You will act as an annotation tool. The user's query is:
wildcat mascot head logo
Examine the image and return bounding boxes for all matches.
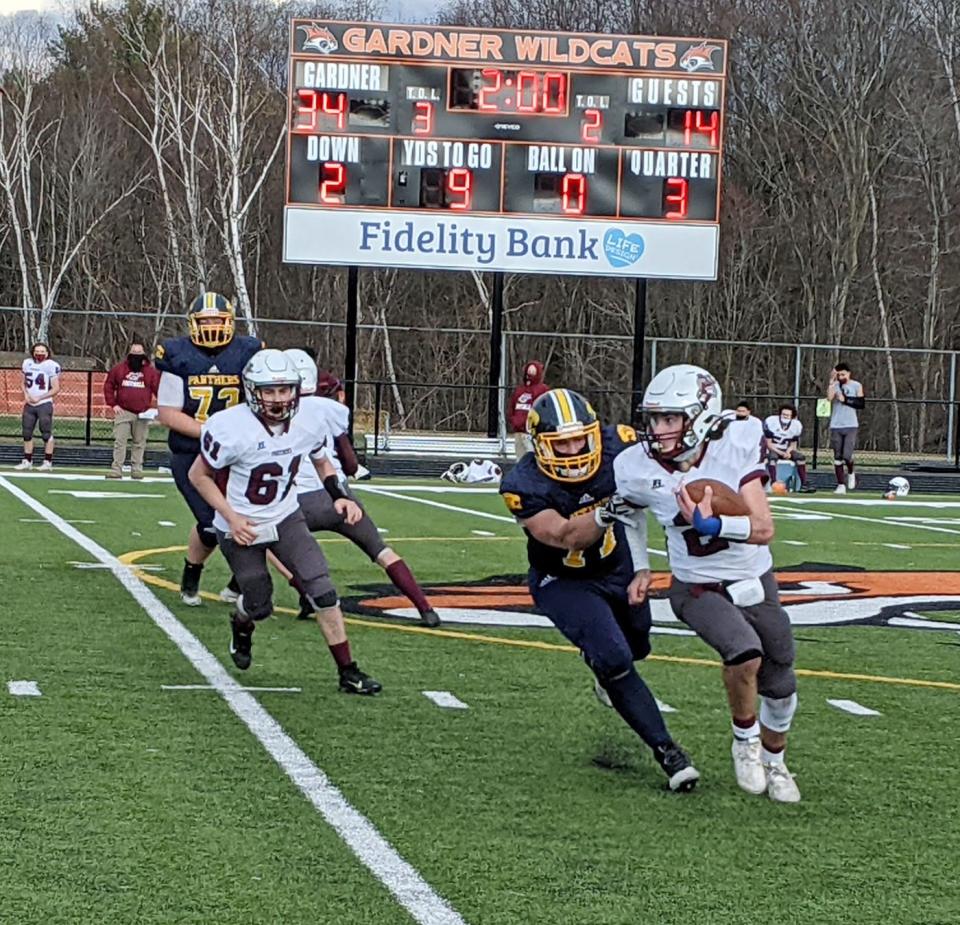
[299,24,338,54]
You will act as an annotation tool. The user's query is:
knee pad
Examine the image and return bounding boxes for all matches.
[586,646,634,686]
[198,524,219,549]
[236,593,272,623]
[723,648,763,667]
[833,458,844,468]
[760,692,798,733]
[305,588,339,611]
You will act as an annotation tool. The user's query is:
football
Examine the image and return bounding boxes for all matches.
[771,481,789,496]
[683,478,751,516]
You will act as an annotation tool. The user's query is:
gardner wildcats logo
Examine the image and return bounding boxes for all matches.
[345,568,960,633]
[299,24,338,54]
[679,42,722,72]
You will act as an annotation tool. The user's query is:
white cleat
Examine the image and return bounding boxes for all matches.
[38,460,53,471]
[219,586,240,604]
[834,484,847,494]
[765,762,801,803]
[732,737,767,795]
[13,459,32,470]
[846,472,856,491]
[180,590,202,607]
[593,677,613,709]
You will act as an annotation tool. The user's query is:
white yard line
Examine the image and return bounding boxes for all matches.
[422,691,469,710]
[8,680,42,697]
[357,485,669,558]
[775,498,960,508]
[162,684,302,693]
[779,507,960,538]
[827,699,881,717]
[0,475,468,925]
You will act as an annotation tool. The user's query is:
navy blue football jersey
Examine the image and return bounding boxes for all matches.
[500,424,639,579]
[155,334,262,455]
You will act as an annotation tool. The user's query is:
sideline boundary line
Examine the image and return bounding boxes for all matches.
[1,477,468,925]
[118,546,960,694]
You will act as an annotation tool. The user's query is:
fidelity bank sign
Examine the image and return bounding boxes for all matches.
[284,208,719,280]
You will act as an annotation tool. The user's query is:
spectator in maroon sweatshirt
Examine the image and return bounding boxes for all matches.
[103,342,160,479]
[507,360,549,458]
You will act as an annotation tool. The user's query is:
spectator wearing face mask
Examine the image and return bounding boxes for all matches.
[507,360,549,459]
[103,342,160,479]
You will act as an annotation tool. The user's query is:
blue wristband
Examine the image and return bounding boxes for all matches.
[692,507,722,537]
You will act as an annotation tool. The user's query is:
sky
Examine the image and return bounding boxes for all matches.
[0,0,444,19]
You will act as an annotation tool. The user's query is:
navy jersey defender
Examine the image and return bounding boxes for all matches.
[156,292,262,605]
[499,388,698,792]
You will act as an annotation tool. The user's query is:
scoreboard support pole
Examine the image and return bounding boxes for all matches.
[486,271,505,439]
[630,277,649,427]
[345,265,359,441]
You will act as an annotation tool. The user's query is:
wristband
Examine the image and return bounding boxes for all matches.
[691,506,722,537]
[323,475,347,502]
[718,515,751,542]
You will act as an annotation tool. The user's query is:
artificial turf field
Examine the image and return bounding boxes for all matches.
[1,469,958,925]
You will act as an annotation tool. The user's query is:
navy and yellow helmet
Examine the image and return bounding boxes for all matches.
[188,291,235,349]
[527,388,602,483]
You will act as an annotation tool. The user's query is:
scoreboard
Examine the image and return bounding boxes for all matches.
[283,22,727,279]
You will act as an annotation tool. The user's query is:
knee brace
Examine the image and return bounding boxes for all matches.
[198,524,219,549]
[723,648,763,667]
[304,588,339,611]
[760,692,798,733]
[236,593,272,623]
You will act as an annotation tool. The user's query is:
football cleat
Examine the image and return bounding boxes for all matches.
[13,459,32,470]
[180,561,203,607]
[219,575,241,604]
[656,743,700,793]
[229,614,254,670]
[296,594,314,621]
[799,484,816,494]
[419,608,441,628]
[338,662,382,695]
[732,737,767,794]
[764,761,801,803]
[834,484,847,494]
[846,472,857,490]
[38,460,53,471]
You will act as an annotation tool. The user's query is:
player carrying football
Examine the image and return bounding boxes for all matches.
[499,388,699,793]
[605,365,801,803]
[156,293,261,605]
[188,349,381,694]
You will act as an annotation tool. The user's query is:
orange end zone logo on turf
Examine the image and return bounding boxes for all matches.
[344,571,960,633]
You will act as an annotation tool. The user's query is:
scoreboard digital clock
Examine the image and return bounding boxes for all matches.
[283,22,727,279]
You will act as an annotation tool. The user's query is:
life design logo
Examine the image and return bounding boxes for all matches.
[345,568,960,633]
[299,24,338,54]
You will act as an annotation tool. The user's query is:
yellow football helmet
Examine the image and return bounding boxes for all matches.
[188,291,235,349]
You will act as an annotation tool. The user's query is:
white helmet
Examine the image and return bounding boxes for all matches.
[887,476,910,498]
[243,349,301,422]
[640,364,723,464]
[284,348,318,395]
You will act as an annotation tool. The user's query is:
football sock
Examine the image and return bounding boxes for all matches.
[328,640,353,669]
[23,452,33,462]
[766,464,777,483]
[797,463,809,483]
[732,716,760,740]
[604,667,672,750]
[44,452,53,462]
[846,460,855,474]
[761,744,785,765]
[183,559,204,581]
[834,463,845,484]
[385,560,431,614]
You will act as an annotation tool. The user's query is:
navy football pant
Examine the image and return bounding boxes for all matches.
[531,571,671,750]
[170,451,218,549]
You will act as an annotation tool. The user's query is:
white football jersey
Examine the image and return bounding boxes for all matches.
[294,396,350,493]
[614,424,773,583]
[22,358,61,404]
[199,400,336,531]
[763,415,802,451]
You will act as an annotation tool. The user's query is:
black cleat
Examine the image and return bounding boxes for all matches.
[296,594,314,621]
[338,662,382,695]
[180,560,203,606]
[229,614,254,670]
[799,484,817,494]
[655,743,700,793]
[419,608,441,628]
